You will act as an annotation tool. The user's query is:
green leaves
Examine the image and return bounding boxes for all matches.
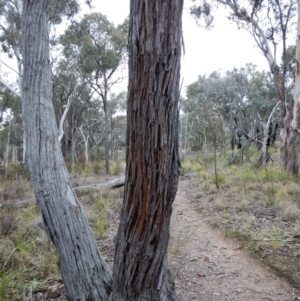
[60,12,127,78]
[181,65,279,151]
[190,0,214,29]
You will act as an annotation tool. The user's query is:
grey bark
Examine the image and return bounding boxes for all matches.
[103,78,110,174]
[112,0,183,300]
[75,177,125,191]
[21,1,112,300]
[58,82,80,143]
[260,102,280,166]
[2,177,125,208]
[78,125,89,163]
[287,0,300,174]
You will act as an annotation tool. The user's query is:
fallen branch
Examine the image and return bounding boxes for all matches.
[74,177,125,191]
[1,177,125,208]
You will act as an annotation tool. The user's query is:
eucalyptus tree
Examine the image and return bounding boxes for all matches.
[22,1,112,299]
[0,86,23,162]
[23,0,183,299]
[0,0,83,163]
[182,65,279,165]
[110,114,127,159]
[112,0,183,298]
[60,13,128,174]
[0,0,80,94]
[0,0,23,93]
[287,0,300,173]
[191,0,298,172]
[52,57,96,159]
[107,91,126,158]
[182,71,240,152]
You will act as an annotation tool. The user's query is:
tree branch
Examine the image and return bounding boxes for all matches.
[58,81,81,142]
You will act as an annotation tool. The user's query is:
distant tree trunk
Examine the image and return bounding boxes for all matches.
[259,102,279,166]
[112,0,183,300]
[110,117,116,160]
[4,120,11,180]
[230,114,235,151]
[102,77,110,174]
[78,125,89,164]
[287,0,300,174]
[184,114,188,151]
[260,123,269,166]
[213,141,219,189]
[21,1,112,300]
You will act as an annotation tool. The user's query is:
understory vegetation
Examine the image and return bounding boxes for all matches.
[1,143,300,299]
[181,143,300,287]
[0,161,124,300]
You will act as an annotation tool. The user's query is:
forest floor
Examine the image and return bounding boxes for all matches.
[170,177,300,301]
[38,176,300,300]
[2,172,300,300]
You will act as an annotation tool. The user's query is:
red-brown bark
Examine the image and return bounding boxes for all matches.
[112,0,183,300]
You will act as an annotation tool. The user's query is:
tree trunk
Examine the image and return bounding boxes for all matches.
[103,78,110,174]
[112,0,183,300]
[104,107,110,174]
[4,119,11,180]
[214,142,219,189]
[21,1,112,300]
[261,124,269,166]
[259,102,280,166]
[286,0,300,174]
[79,126,89,164]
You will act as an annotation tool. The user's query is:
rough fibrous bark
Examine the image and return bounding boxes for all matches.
[21,1,112,300]
[112,0,183,300]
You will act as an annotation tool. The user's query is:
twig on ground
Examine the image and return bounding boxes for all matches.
[246,287,262,294]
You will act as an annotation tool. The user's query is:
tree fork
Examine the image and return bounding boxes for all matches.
[112,0,183,300]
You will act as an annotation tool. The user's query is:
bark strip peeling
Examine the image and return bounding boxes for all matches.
[112,0,183,300]
[21,1,112,300]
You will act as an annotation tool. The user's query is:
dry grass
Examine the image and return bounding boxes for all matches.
[183,146,300,285]
[279,201,299,221]
[213,197,227,211]
[0,160,125,300]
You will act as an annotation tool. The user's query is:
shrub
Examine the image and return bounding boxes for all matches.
[211,173,226,185]
[280,202,299,221]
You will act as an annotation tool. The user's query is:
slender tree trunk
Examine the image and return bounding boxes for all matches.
[79,126,89,164]
[184,114,188,151]
[261,124,269,166]
[103,79,110,174]
[104,107,110,173]
[214,141,219,189]
[21,1,112,300]
[71,109,75,176]
[15,47,26,164]
[110,117,114,159]
[286,0,300,174]
[260,102,280,166]
[4,120,11,180]
[112,0,183,300]
[12,146,17,163]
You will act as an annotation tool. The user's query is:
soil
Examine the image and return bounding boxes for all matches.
[170,177,300,300]
[26,175,300,300]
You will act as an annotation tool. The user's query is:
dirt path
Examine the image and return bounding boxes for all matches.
[170,178,300,301]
